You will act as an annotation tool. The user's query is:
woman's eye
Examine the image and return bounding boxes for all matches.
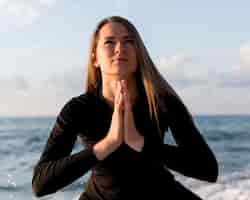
[124,39,134,45]
[126,39,134,43]
[104,40,113,45]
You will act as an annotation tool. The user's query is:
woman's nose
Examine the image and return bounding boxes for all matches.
[114,42,125,54]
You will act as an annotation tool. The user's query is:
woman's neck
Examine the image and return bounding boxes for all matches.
[101,76,138,108]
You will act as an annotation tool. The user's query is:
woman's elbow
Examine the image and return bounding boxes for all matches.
[32,186,43,197]
[32,180,45,197]
[209,163,219,182]
[191,154,219,183]
[205,170,218,183]
[32,170,51,197]
[203,157,219,183]
[32,179,55,197]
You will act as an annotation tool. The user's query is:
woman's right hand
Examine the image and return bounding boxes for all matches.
[93,81,124,160]
[105,81,124,147]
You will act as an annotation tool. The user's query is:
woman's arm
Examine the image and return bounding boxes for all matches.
[32,97,99,197]
[161,95,218,183]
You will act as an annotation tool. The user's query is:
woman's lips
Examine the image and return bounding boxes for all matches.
[112,58,128,62]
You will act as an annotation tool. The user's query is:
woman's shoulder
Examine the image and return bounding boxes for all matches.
[67,92,97,106]
[59,92,98,116]
[160,91,190,116]
[160,91,178,110]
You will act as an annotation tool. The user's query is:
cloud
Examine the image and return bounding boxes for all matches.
[0,76,30,91]
[0,67,85,116]
[39,0,57,8]
[0,0,57,30]
[157,55,208,88]
[158,55,192,69]
[0,0,7,7]
[240,42,250,69]
[44,67,85,96]
[0,67,84,95]
[179,86,250,115]
[155,47,250,114]
[158,42,250,90]
[217,70,250,88]
[216,42,250,88]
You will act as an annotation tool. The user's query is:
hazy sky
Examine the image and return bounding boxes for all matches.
[1,0,250,116]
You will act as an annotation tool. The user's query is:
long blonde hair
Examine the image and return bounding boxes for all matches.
[85,16,185,136]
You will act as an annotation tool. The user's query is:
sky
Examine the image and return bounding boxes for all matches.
[0,0,250,116]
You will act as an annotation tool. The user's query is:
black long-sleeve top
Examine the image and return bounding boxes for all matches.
[32,89,218,200]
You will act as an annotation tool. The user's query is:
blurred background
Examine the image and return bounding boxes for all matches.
[0,0,250,199]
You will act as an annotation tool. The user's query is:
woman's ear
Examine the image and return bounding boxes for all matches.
[92,53,99,68]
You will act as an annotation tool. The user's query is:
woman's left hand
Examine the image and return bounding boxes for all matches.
[121,80,144,152]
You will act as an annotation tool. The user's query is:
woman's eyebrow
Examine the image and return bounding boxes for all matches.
[123,35,134,40]
[103,36,115,40]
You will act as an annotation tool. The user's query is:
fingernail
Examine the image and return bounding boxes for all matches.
[118,81,121,90]
[121,79,125,85]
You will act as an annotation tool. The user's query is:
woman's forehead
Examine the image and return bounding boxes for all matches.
[98,22,132,39]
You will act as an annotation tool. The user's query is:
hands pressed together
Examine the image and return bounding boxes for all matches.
[93,80,145,161]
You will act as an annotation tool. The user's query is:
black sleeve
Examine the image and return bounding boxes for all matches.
[161,95,218,183]
[32,97,99,197]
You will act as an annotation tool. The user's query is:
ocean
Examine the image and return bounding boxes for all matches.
[0,115,250,200]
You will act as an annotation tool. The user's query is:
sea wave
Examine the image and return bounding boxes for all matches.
[175,167,250,200]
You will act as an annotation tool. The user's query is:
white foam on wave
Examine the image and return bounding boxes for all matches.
[173,168,250,200]
[71,194,81,200]
[196,178,250,200]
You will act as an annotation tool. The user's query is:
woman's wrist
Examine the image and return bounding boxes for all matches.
[93,134,121,161]
[93,138,113,161]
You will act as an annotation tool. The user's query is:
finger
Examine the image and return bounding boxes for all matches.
[119,80,126,99]
[123,82,131,109]
[118,81,127,114]
[116,82,125,113]
[120,79,126,94]
[114,81,121,105]
[118,91,123,108]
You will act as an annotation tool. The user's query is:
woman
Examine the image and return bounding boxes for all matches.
[32,16,218,200]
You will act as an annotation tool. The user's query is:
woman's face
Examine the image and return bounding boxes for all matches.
[94,22,138,79]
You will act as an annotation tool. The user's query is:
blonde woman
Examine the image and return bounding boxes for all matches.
[32,16,218,200]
